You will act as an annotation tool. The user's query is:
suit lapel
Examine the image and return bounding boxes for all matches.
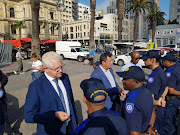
[98,67,112,88]
[42,75,65,111]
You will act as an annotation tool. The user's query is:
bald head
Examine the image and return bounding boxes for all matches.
[131,51,140,64]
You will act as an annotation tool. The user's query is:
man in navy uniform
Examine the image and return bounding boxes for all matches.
[116,66,154,135]
[141,50,168,134]
[72,78,128,135]
[162,52,180,135]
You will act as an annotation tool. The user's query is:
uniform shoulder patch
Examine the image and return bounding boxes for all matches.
[166,72,171,78]
[148,77,154,84]
[126,103,134,114]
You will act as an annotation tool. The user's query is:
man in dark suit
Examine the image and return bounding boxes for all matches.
[91,52,124,111]
[0,70,21,135]
[24,52,78,135]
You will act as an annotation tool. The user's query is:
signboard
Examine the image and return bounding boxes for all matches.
[100,23,107,28]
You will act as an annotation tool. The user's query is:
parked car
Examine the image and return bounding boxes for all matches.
[113,48,167,66]
[162,44,180,51]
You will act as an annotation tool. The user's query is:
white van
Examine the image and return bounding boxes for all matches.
[56,41,89,62]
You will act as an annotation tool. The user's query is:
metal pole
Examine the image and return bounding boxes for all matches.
[60,11,62,41]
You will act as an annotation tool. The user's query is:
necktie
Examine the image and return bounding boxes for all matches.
[53,78,67,113]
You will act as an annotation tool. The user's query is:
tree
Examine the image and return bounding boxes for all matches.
[12,21,26,39]
[127,0,151,42]
[168,19,179,25]
[89,0,96,49]
[30,0,41,59]
[117,0,124,42]
[146,7,166,42]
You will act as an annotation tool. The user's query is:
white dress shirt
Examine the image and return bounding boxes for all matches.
[100,65,116,87]
[44,72,70,115]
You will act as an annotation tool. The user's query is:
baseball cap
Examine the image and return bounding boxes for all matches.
[80,78,107,103]
[141,50,161,61]
[116,66,145,82]
[161,51,179,62]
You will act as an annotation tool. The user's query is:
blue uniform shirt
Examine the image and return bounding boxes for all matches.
[122,86,154,133]
[72,107,128,135]
[166,63,180,91]
[147,66,168,100]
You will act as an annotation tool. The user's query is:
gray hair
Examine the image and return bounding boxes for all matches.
[42,51,61,68]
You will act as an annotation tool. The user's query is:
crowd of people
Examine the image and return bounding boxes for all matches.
[0,48,180,135]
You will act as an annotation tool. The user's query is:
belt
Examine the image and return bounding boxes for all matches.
[166,95,180,101]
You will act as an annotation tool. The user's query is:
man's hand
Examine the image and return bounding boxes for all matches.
[55,111,70,122]
[0,82,2,88]
[30,67,36,70]
[121,91,127,99]
[156,97,166,107]
[146,125,159,135]
[168,88,175,95]
[118,87,123,94]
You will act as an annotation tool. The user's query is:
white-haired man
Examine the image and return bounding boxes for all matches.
[24,52,78,135]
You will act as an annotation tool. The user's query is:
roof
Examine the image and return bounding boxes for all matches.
[156,24,180,30]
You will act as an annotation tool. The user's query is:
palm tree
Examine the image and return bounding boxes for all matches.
[127,0,151,42]
[12,21,26,39]
[30,0,41,59]
[117,0,124,42]
[146,7,166,42]
[89,0,96,49]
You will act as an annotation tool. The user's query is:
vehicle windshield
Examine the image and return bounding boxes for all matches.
[75,48,84,52]
[164,45,176,48]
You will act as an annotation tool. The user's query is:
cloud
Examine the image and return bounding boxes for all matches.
[96,0,109,13]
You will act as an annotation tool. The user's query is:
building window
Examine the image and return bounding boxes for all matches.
[170,31,173,34]
[84,32,86,36]
[178,2,180,5]
[71,34,73,39]
[157,31,160,35]
[11,25,16,34]
[177,15,180,19]
[51,26,54,36]
[70,27,73,32]
[163,31,166,34]
[10,8,15,17]
[84,25,86,29]
[50,12,54,19]
[178,8,180,12]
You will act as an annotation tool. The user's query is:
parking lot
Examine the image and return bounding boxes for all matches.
[0,58,151,134]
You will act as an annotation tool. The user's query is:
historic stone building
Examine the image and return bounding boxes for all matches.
[0,0,75,42]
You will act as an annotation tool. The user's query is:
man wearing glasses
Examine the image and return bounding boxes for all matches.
[24,52,78,135]
[120,51,142,94]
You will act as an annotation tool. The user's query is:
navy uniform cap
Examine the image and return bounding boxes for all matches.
[116,66,145,82]
[141,50,161,61]
[80,78,107,103]
[161,51,178,62]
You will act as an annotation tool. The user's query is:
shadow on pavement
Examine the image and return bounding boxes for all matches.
[6,93,24,132]
[75,100,83,124]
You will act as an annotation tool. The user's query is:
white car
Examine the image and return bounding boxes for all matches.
[162,44,180,51]
[113,48,168,66]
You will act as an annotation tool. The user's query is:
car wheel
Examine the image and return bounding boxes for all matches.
[117,59,124,66]
[77,56,83,62]
[60,54,64,60]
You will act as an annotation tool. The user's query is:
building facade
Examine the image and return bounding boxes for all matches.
[148,24,180,46]
[62,13,134,45]
[0,0,75,42]
[77,3,90,20]
[169,0,180,24]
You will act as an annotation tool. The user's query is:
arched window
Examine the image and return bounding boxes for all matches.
[10,8,15,17]
[11,25,16,34]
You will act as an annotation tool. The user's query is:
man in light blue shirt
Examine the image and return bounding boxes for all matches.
[120,51,142,93]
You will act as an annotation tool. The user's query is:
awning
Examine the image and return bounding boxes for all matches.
[40,39,58,43]
[4,39,22,47]
[20,38,32,42]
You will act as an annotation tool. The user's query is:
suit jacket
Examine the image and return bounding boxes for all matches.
[24,73,78,135]
[0,70,8,102]
[91,67,119,109]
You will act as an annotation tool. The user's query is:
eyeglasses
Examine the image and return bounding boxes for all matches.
[47,64,65,72]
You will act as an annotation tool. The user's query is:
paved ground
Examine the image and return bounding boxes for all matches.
[0,58,151,135]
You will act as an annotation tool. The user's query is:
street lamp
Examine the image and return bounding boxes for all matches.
[56,0,66,41]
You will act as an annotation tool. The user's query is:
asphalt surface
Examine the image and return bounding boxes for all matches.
[0,58,151,135]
